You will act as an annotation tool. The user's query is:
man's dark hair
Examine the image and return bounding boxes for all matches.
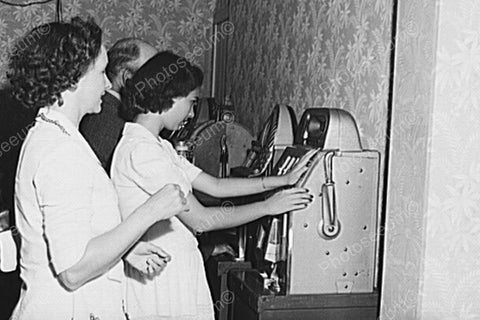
[8,16,102,109]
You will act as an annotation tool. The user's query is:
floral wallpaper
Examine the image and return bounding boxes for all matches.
[420,0,480,318]
[0,0,215,89]
[226,0,393,157]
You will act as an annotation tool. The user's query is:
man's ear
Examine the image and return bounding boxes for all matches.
[121,69,134,86]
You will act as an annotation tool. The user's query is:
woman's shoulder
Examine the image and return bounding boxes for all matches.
[113,136,169,169]
[20,132,94,183]
[117,135,163,156]
[24,127,77,158]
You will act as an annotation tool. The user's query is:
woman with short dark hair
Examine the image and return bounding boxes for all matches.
[111,51,315,320]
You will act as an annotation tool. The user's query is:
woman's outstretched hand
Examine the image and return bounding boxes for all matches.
[283,149,318,185]
[265,187,313,215]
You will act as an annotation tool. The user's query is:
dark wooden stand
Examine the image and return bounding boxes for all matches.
[227,270,379,320]
[211,260,252,320]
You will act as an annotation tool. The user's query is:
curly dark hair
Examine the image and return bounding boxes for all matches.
[122,51,203,121]
[8,16,102,109]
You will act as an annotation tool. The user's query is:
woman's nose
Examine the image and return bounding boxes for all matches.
[188,106,195,119]
[104,73,112,90]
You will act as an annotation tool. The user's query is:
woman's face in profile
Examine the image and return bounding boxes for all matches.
[75,46,112,115]
[161,88,199,131]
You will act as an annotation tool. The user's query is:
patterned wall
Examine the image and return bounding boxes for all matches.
[227,0,393,157]
[380,0,439,318]
[382,0,480,318]
[420,0,480,318]
[0,0,215,90]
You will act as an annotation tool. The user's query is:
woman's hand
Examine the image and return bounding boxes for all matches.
[264,187,313,215]
[124,241,171,276]
[283,149,318,185]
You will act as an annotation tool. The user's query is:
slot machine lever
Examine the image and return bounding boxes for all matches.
[318,151,341,239]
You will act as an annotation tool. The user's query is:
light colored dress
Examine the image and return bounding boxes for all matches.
[13,107,125,320]
[111,122,214,320]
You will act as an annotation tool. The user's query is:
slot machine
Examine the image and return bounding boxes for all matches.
[230,104,297,263]
[227,108,381,320]
[190,118,252,178]
[198,104,297,320]
[231,104,297,178]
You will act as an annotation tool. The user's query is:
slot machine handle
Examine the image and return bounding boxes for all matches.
[319,182,341,239]
[318,151,341,239]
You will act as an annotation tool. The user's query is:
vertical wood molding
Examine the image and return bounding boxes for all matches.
[381,1,440,319]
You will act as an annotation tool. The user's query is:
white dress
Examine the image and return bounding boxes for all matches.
[13,108,125,320]
[111,123,214,320]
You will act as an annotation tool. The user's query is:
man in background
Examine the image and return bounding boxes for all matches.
[80,38,157,171]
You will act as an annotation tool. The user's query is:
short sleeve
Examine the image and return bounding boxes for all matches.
[34,141,95,274]
[176,154,202,183]
[129,142,193,196]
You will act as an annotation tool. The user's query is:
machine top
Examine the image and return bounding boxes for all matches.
[294,108,362,151]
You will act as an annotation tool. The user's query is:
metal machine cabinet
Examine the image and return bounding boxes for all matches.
[288,150,380,294]
[224,108,381,319]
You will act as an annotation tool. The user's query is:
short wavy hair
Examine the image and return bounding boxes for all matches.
[122,51,203,121]
[106,38,147,83]
[8,16,102,109]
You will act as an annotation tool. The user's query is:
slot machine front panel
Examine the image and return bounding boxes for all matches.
[287,150,380,295]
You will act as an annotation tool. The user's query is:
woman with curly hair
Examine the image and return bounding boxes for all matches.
[9,17,189,319]
[110,51,314,320]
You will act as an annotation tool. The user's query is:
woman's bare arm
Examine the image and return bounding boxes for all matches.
[177,188,312,234]
[58,184,187,291]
